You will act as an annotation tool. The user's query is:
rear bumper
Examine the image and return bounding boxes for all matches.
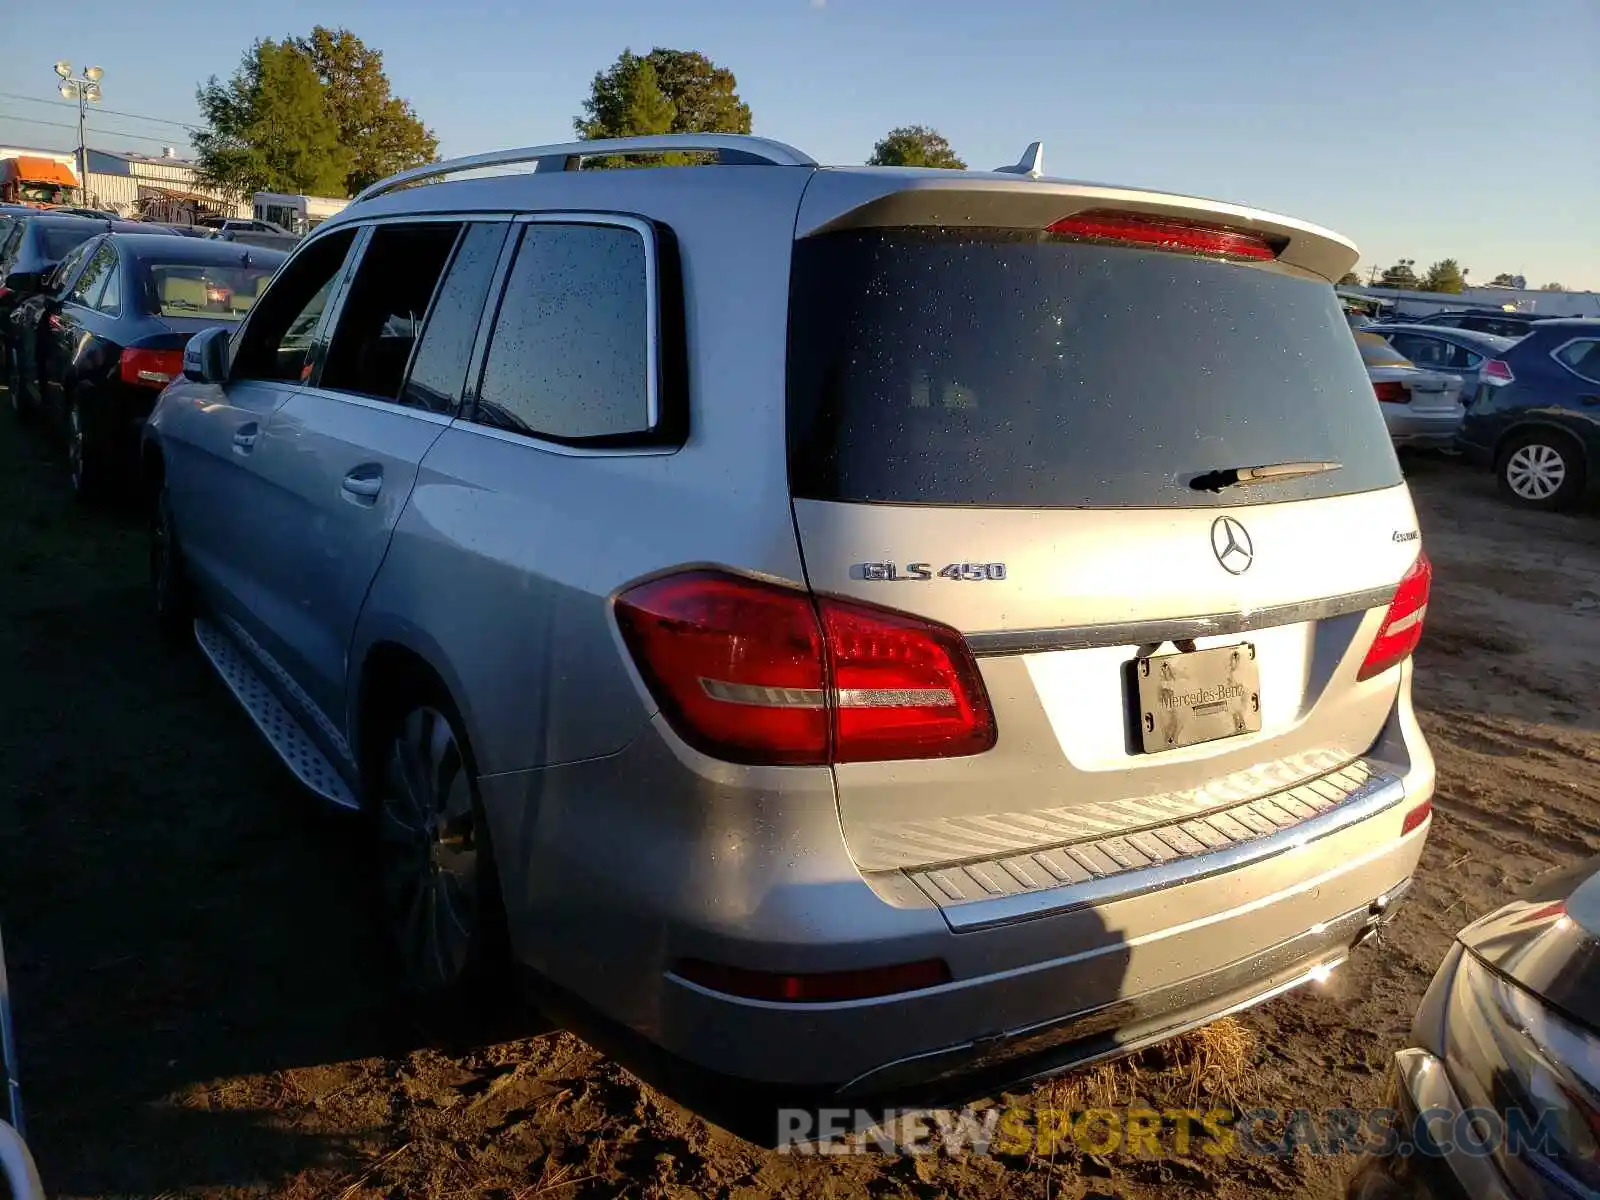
[1386,409,1463,449]
[480,662,1434,1093]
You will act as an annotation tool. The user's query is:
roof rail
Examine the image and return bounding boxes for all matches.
[351,134,818,206]
[993,141,1045,179]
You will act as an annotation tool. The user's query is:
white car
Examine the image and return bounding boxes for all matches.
[1356,332,1464,450]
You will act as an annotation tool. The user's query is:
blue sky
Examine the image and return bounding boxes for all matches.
[4,0,1596,288]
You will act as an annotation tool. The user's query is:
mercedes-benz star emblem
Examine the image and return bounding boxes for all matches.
[1211,516,1254,575]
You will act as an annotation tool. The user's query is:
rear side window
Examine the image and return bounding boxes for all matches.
[320,222,463,401]
[1554,339,1600,385]
[473,222,652,443]
[402,223,507,414]
[789,230,1402,508]
[69,243,116,306]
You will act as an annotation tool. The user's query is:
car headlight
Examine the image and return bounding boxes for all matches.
[1443,951,1600,1196]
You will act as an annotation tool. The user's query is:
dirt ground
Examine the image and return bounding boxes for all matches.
[1,396,1597,1200]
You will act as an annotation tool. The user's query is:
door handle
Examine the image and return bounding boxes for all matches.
[341,472,383,499]
[232,424,258,453]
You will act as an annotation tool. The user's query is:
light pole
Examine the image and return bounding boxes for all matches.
[52,61,102,205]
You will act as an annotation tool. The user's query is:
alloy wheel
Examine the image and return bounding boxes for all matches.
[1505,443,1566,501]
[377,706,479,991]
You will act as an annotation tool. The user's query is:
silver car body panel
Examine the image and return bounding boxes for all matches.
[145,137,1434,1092]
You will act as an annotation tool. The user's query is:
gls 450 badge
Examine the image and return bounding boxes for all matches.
[853,562,1007,582]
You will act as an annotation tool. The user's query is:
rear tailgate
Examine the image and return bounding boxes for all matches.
[787,174,1422,876]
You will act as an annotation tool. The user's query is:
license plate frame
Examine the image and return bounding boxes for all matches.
[1133,643,1262,753]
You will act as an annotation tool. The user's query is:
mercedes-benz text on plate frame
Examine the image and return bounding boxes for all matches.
[1211,516,1254,574]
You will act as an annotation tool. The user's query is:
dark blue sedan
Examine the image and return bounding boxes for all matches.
[1457,317,1600,510]
[8,232,285,499]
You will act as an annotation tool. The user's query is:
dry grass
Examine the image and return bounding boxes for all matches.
[1037,1016,1257,1113]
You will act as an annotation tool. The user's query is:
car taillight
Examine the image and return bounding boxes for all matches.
[614,571,997,765]
[1046,209,1279,261]
[1357,551,1432,681]
[1480,359,1515,386]
[675,956,951,1003]
[1372,381,1409,403]
[119,347,184,389]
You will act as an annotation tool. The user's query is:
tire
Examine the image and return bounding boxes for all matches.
[150,480,193,640]
[4,346,28,421]
[66,393,108,502]
[370,691,508,1008]
[1497,430,1586,511]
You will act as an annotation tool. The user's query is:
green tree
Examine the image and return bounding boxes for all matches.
[194,39,350,198]
[576,47,750,144]
[1379,258,1419,289]
[867,125,967,168]
[1420,259,1467,294]
[1541,281,1567,291]
[1337,271,1362,286]
[296,27,438,195]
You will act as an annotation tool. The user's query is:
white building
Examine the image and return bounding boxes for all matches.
[1339,282,1600,320]
[84,147,248,221]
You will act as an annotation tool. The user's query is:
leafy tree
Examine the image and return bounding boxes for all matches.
[1337,271,1362,286]
[1379,258,1419,289]
[1420,259,1467,294]
[194,39,350,198]
[576,47,750,143]
[867,125,967,169]
[1489,272,1526,288]
[296,27,438,195]
[1541,281,1567,291]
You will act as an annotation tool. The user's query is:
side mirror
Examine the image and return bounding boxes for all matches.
[182,326,230,384]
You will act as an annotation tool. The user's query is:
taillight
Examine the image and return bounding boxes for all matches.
[614,571,997,765]
[1357,551,1432,681]
[1480,359,1515,386]
[1372,381,1409,403]
[1046,209,1279,261]
[119,347,184,389]
[1401,798,1432,836]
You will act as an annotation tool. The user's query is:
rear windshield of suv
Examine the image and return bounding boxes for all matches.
[788,229,1402,508]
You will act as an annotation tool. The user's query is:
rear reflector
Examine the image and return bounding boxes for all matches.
[1401,799,1432,836]
[675,957,952,1003]
[1480,359,1515,386]
[1357,551,1432,681]
[1372,381,1409,403]
[614,570,996,765]
[119,347,184,389]
[1046,209,1278,261]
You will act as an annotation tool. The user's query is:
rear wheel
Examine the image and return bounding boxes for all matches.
[150,480,193,639]
[372,694,508,1006]
[66,394,108,502]
[4,347,27,420]
[1497,431,1586,510]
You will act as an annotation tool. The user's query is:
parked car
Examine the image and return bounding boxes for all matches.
[0,212,144,410]
[1347,857,1600,1199]
[45,205,119,221]
[1457,317,1600,510]
[1364,323,1516,401]
[0,917,44,1200]
[9,232,284,498]
[1355,331,1465,449]
[206,222,300,252]
[144,133,1436,1099]
[1412,309,1558,339]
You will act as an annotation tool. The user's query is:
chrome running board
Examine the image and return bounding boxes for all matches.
[194,618,359,811]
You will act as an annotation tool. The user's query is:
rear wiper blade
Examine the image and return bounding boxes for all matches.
[1189,461,1342,492]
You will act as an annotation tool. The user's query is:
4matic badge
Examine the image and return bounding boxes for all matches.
[853,562,1008,582]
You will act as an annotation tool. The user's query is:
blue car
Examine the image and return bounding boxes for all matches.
[1457,318,1600,510]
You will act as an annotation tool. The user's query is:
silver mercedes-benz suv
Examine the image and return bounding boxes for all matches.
[143,134,1435,1099]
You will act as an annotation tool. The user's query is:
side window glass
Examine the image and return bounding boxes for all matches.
[473,222,652,442]
[94,258,121,314]
[49,239,95,297]
[68,243,114,304]
[319,222,463,401]
[231,229,358,383]
[1555,340,1600,385]
[400,223,508,414]
[1449,345,1479,370]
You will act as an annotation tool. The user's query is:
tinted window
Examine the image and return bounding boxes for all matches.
[42,224,99,261]
[320,223,462,401]
[1387,333,1449,368]
[232,229,357,383]
[789,230,1402,509]
[69,243,116,305]
[49,238,97,296]
[402,223,507,414]
[1555,340,1600,384]
[474,223,651,442]
[94,258,121,314]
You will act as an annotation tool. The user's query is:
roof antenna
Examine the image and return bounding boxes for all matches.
[993,141,1044,179]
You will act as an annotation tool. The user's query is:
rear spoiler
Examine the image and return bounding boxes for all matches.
[802,143,1361,282]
